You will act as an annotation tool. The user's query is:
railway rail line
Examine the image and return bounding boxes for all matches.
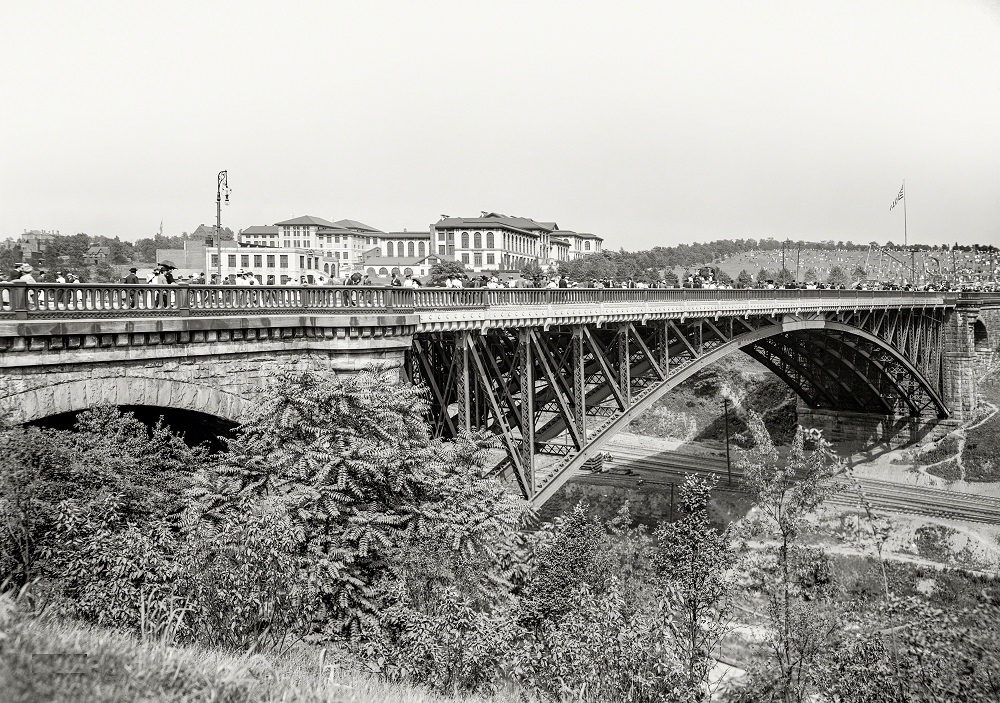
[582,440,1000,525]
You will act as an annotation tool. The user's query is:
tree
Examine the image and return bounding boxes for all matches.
[520,260,544,281]
[775,267,795,286]
[826,265,850,288]
[737,413,841,702]
[188,367,528,640]
[654,475,739,695]
[803,267,818,281]
[757,268,773,284]
[717,269,733,286]
[428,260,469,285]
[736,270,753,288]
[851,265,867,281]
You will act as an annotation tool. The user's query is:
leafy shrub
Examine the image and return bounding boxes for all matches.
[179,498,310,651]
[513,581,691,703]
[913,525,956,562]
[0,407,204,589]
[964,414,1000,481]
[43,496,181,633]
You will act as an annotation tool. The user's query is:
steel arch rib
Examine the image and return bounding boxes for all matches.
[528,318,949,508]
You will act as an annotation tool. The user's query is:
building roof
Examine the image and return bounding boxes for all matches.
[551,229,603,241]
[551,238,570,246]
[274,215,338,227]
[383,230,431,239]
[333,219,382,233]
[86,245,110,254]
[191,224,215,236]
[241,225,280,235]
[434,214,558,234]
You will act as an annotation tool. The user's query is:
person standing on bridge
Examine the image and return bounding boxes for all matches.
[123,267,140,309]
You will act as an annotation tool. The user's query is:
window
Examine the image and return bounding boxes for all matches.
[241,255,249,267]
[447,245,455,256]
[378,267,388,275]
[461,232,469,248]
[254,255,262,267]
[486,232,494,248]
[211,254,219,267]
[474,252,482,267]
[299,256,305,268]
[486,253,495,265]
[267,255,275,267]
[585,241,591,251]
[284,240,291,247]
[279,255,288,268]
[386,242,394,256]
[447,231,454,242]
[474,232,482,248]
[461,253,469,264]
[418,242,425,256]
[335,235,341,244]
[228,254,237,267]
[293,240,300,248]
[439,244,446,255]
[407,241,415,257]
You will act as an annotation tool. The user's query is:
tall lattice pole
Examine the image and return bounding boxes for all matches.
[215,170,230,280]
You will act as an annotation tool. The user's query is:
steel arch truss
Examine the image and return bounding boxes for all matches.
[407,307,949,506]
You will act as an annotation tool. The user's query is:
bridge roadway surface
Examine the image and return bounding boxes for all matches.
[0,282,958,330]
[590,436,1000,525]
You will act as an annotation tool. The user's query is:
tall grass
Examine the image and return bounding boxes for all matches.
[0,602,522,703]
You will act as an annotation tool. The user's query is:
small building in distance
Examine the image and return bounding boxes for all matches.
[84,245,110,265]
[360,250,445,280]
[17,229,59,266]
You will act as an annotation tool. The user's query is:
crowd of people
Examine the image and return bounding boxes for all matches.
[2,262,996,294]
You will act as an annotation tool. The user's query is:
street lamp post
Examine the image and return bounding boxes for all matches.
[216,170,230,280]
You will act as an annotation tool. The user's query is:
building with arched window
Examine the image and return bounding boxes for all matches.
[430,213,604,273]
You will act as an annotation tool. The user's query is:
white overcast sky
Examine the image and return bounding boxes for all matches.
[1,0,997,249]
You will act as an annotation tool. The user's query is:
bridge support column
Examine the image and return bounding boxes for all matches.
[518,328,535,495]
[455,330,472,433]
[572,326,587,441]
[941,307,981,421]
[617,324,631,406]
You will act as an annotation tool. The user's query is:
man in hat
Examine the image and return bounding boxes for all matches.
[123,267,140,308]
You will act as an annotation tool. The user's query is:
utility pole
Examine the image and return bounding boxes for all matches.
[723,397,732,487]
[216,170,230,280]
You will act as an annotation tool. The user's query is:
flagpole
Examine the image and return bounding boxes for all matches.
[902,179,907,248]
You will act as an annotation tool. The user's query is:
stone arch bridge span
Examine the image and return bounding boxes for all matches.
[0,283,988,506]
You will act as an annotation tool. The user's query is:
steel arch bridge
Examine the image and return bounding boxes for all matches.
[408,304,950,507]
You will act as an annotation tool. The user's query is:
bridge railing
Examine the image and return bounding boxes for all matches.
[0,282,414,319]
[0,281,960,320]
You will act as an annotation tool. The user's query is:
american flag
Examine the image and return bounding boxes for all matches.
[890,183,905,211]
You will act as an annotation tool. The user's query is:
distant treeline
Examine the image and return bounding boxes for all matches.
[1,229,235,274]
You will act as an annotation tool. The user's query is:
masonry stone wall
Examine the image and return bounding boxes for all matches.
[0,318,413,424]
[940,309,980,421]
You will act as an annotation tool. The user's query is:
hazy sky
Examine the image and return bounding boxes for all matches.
[1,0,997,249]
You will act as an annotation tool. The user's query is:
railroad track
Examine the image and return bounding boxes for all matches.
[581,440,1000,525]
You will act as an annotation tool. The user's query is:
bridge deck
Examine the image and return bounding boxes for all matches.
[0,283,958,334]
